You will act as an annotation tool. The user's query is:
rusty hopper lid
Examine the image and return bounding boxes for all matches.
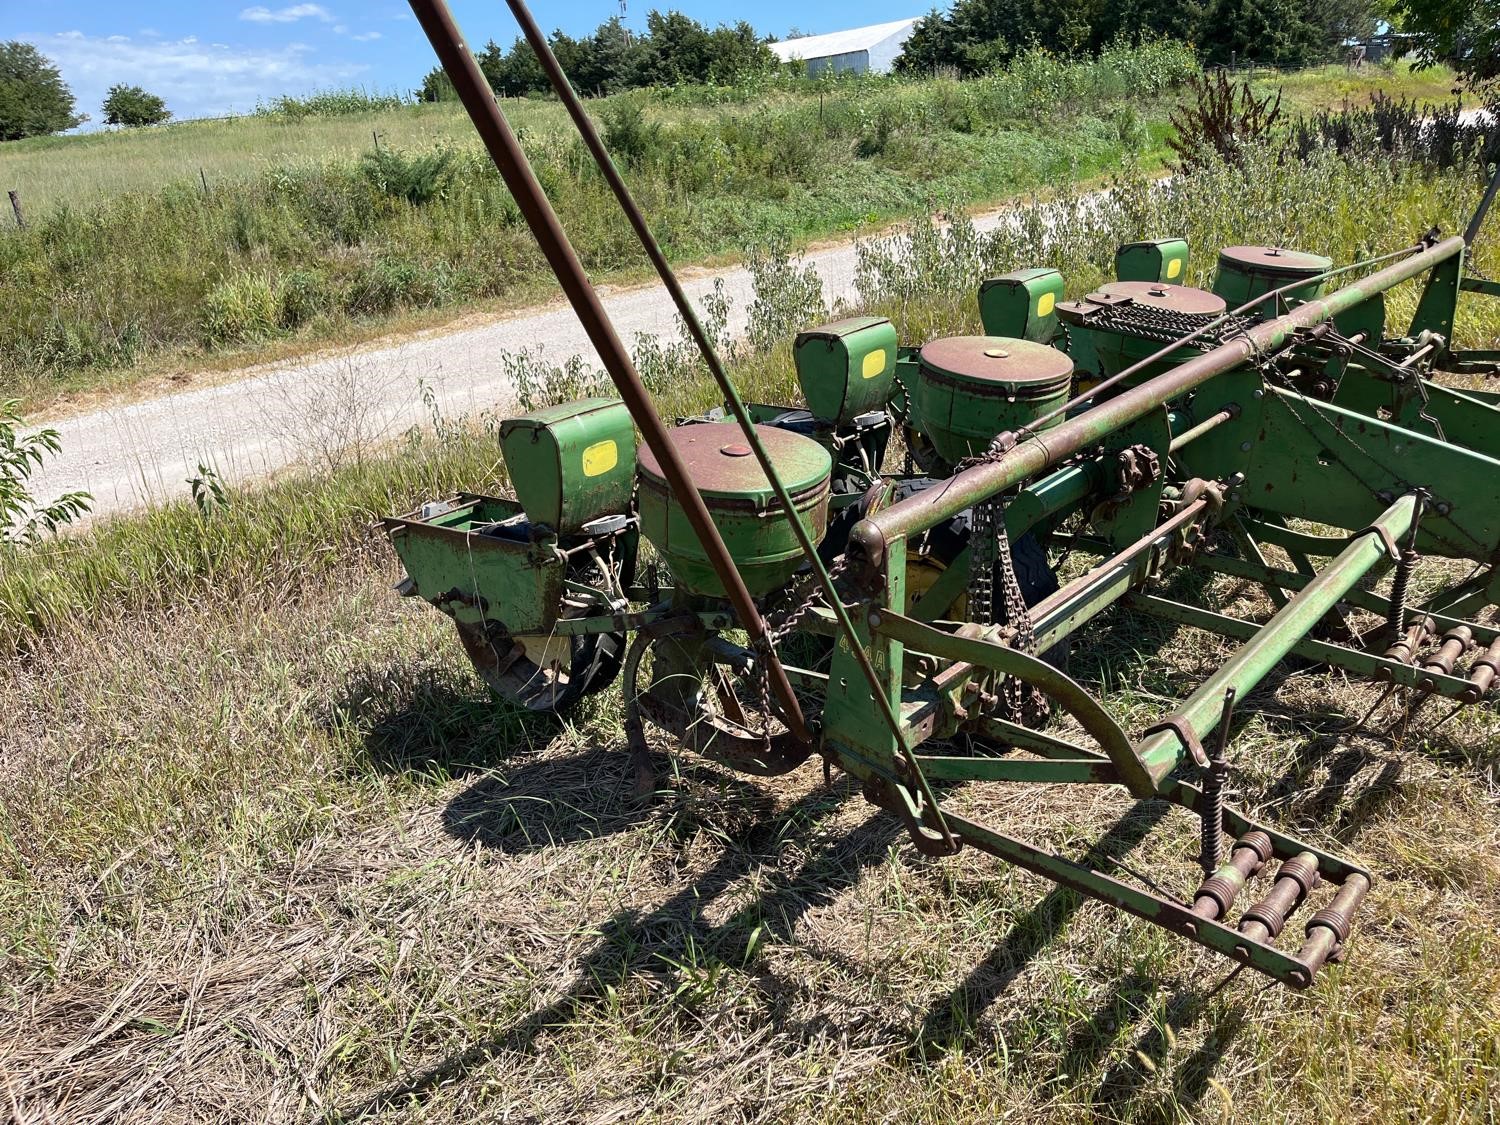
[1218,245,1333,276]
[918,336,1073,398]
[637,422,831,504]
[1090,280,1227,316]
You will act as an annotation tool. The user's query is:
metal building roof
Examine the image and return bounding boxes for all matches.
[768,18,920,62]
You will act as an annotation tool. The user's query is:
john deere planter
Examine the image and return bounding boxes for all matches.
[388,0,1500,990]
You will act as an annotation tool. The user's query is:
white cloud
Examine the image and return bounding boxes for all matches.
[239,4,334,24]
[26,30,368,122]
[352,31,382,41]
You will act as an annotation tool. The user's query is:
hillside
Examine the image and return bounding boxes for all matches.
[3,43,1189,413]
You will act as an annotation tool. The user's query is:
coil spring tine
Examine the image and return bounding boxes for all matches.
[1191,830,1272,921]
[1296,874,1370,973]
[1239,852,1320,944]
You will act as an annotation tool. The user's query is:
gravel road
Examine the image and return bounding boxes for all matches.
[28,207,1029,520]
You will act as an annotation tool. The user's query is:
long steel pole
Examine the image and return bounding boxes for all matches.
[497,0,954,844]
[405,0,809,743]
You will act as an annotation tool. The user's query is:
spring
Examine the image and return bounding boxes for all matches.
[1387,548,1418,636]
[1201,760,1225,874]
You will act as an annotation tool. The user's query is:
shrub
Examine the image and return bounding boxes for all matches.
[277,269,332,329]
[200,274,279,346]
[342,257,448,317]
[598,97,663,169]
[0,400,90,544]
[1169,71,1283,171]
[359,146,456,205]
[1287,92,1500,171]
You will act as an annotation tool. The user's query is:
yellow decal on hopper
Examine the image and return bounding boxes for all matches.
[582,439,618,477]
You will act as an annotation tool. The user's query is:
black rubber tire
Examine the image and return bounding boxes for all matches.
[459,521,631,714]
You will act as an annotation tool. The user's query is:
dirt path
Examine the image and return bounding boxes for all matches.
[26,204,1040,520]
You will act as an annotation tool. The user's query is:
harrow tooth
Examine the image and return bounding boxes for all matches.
[1239,852,1321,942]
[1296,873,1371,972]
[1190,830,1273,921]
[1461,635,1500,703]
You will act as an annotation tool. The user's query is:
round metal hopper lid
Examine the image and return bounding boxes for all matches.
[1094,280,1227,316]
[1218,245,1333,275]
[637,423,831,503]
[918,335,1073,390]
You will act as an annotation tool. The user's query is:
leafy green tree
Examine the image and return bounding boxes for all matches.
[417,66,456,101]
[1393,0,1500,82]
[0,41,83,141]
[1,401,91,545]
[1198,0,1326,66]
[635,10,717,84]
[480,37,547,97]
[102,83,171,127]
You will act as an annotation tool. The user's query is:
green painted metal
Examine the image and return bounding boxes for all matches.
[1331,366,1500,460]
[914,335,1074,463]
[793,316,899,425]
[1135,493,1416,786]
[383,494,565,632]
[1064,281,1228,383]
[1226,389,1500,560]
[498,397,636,534]
[1116,238,1189,283]
[1212,245,1333,307]
[857,236,1466,557]
[637,422,832,597]
[978,268,1064,342]
[916,755,1118,782]
[909,461,1104,624]
[1125,592,1479,699]
[869,609,1154,796]
[1410,246,1463,340]
[1195,549,1500,646]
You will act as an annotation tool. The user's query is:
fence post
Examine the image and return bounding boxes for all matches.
[7,190,23,229]
[200,167,209,195]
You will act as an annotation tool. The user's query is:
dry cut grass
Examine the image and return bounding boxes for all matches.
[1,537,1498,1122]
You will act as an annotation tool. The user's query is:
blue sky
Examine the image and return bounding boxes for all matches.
[6,2,927,124]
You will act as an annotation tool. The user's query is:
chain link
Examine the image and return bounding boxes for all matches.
[1078,302,1261,348]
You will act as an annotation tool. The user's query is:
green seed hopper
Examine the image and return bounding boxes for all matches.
[394,0,1500,994]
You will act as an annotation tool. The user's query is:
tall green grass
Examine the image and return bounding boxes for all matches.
[4,142,1494,659]
[0,46,1198,403]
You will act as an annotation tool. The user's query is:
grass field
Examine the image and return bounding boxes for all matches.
[0,43,1204,415]
[3,144,1499,1121]
[1260,59,1460,113]
[0,52,1465,419]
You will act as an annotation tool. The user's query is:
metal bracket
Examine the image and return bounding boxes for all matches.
[1140,714,1211,770]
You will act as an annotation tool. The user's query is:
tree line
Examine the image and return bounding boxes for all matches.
[897,0,1388,75]
[1,3,1488,144]
[419,12,776,100]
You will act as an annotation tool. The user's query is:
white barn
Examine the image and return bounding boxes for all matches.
[768,18,921,77]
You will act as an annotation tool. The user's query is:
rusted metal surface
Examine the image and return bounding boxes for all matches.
[1217,245,1332,274]
[405,0,810,744]
[637,423,832,502]
[1091,280,1228,316]
[917,335,1074,393]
